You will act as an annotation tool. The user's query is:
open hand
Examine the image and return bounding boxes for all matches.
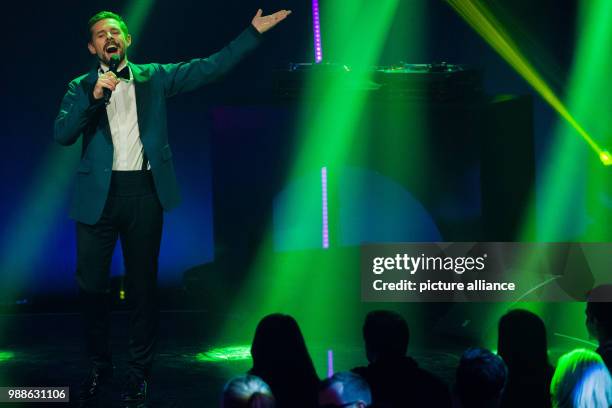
[251,9,291,34]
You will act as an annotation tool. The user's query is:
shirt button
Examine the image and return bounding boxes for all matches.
[104,168,110,172]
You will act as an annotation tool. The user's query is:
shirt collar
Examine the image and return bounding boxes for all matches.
[98,59,132,81]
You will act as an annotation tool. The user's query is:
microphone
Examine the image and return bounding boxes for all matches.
[103,54,122,105]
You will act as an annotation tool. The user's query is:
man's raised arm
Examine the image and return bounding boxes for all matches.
[157,9,290,98]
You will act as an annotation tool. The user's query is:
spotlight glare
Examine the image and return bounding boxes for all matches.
[446,0,609,165]
[599,150,612,166]
[195,345,251,362]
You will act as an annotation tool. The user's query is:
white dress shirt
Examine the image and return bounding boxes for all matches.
[99,61,149,171]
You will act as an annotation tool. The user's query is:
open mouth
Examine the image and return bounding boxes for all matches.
[105,44,119,54]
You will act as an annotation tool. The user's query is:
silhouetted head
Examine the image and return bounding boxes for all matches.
[363,310,409,363]
[251,314,316,375]
[250,314,319,406]
[319,371,371,408]
[456,347,507,408]
[222,375,275,408]
[550,348,612,408]
[498,309,549,372]
[586,285,612,342]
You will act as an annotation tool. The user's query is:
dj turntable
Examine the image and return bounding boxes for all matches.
[273,62,483,101]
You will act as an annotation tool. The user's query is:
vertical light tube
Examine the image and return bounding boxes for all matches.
[312,0,323,63]
[321,166,329,249]
[327,349,334,377]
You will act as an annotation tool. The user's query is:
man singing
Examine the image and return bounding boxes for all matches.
[54,8,290,407]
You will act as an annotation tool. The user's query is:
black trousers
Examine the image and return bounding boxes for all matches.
[76,170,162,381]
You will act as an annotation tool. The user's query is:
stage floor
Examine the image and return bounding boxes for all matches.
[0,311,466,407]
[0,309,585,407]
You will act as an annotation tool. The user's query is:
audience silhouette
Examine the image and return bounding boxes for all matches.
[455,347,507,408]
[497,309,553,408]
[248,314,320,408]
[351,310,451,408]
[586,284,612,373]
[227,310,612,408]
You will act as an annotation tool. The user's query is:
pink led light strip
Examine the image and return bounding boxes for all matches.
[312,0,323,63]
[321,167,329,249]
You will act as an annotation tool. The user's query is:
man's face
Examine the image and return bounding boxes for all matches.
[88,18,131,65]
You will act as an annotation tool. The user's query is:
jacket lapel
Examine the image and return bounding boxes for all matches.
[130,62,152,146]
[81,67,113,145]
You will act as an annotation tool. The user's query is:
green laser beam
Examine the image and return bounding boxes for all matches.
[446,0,609,165]
[553,333,597,348]
[507,275,562,306]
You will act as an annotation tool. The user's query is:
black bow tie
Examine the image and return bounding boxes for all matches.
[115,66,131,80]
[101,65,130,80]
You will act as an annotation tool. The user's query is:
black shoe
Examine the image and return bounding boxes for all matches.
[121,376,147,407]
[78,367,112,407]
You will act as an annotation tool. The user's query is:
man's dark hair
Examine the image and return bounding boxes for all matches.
[586,284,612,335]
[363,310,409,358]
[87,11,129,41]
[456,348,507,408]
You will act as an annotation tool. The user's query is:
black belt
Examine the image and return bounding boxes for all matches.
[109,170,155,197]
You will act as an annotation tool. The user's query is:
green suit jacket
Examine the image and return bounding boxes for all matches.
[54,25,260,225]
